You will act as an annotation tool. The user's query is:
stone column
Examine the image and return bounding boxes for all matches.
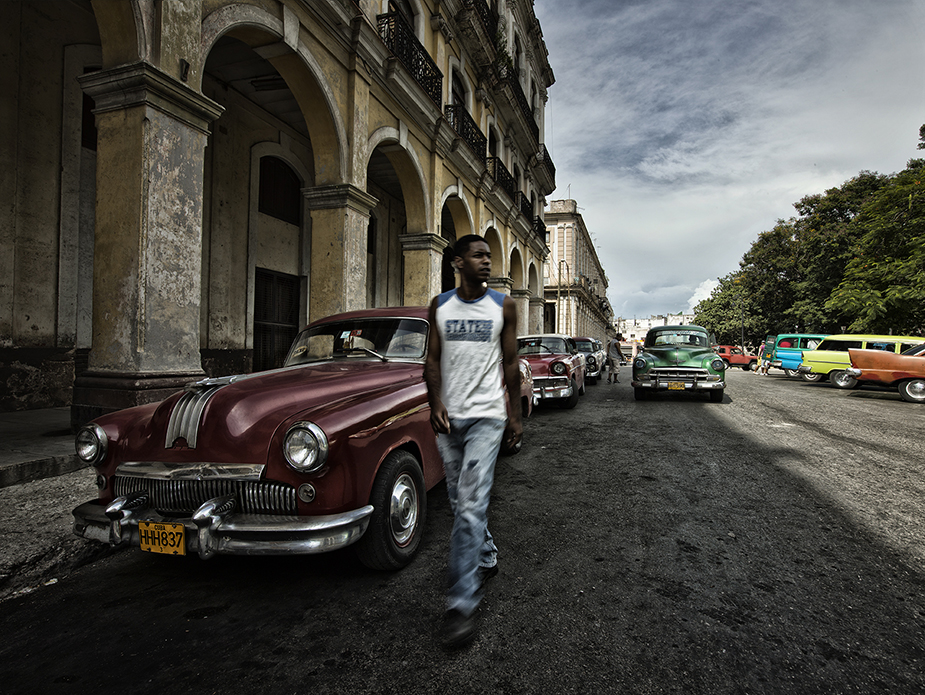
[399,233,449,306]
[72,63,223,426]
[511,289,531,336]
[487,276,514,296]
[529,296,545,334]
[303,184,379,319]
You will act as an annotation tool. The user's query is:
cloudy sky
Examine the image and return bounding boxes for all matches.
[532,0,925,320]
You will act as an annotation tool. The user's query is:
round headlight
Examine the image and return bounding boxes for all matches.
[75,424,108,464]
[551,361,567,376]
[634,358,647,371]
[711,358,725,371]
[587,356,597,366]
[284,422,329,472]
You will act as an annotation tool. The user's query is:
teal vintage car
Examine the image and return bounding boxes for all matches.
[632,325,726,402]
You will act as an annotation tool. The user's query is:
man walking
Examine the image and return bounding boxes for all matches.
[607,333,626,383]
[425,234,522,647]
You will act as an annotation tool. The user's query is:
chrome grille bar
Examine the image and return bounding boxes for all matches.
[114,476,298,515]
[650,368,710,379]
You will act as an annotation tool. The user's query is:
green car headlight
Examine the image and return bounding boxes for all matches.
[711,358,725,371]
[634,358,647,371]
[284,421,329,472]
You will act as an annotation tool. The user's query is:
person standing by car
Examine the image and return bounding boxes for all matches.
[425,234,522,647]
[607,334,626,383]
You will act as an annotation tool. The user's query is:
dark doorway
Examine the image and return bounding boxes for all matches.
[254,268,300,371]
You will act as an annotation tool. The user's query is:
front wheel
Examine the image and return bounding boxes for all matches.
[783,369,798,378]
[355,449,426,570]
[898,378,925,403]
[830,370,858,389]
[722,359,731,370]
[709,389,724,403]
[800,372,824,382]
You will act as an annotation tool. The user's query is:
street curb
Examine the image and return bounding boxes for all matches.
[0,455,88,489]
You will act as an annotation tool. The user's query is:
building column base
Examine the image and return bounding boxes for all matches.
[71,370,204,429]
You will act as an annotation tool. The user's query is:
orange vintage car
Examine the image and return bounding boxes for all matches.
[846,344,925,403]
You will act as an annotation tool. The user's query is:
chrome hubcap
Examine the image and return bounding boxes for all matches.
[389,473,418,546]
[907,379,925,401]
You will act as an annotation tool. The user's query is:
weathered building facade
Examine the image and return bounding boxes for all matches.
[1,0,555,424]
[542,199,612,341]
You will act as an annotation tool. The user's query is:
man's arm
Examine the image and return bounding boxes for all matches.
[500,296,523,447]
[425,296,450,434]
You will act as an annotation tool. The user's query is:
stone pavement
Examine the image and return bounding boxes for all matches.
[0,407,86,488]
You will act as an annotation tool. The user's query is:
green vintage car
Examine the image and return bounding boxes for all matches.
[632,325,726,402]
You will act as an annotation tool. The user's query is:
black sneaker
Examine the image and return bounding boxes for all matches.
[442,608,477,648]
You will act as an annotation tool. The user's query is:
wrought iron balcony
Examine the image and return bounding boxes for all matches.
[533,215,547,239]
[464,0,499,42]
[536,144,556,184]
[378,12,443,107]
[487,156,516,200]
[515,191,533,219]
[445,104,487,163]
[497,65,539,142]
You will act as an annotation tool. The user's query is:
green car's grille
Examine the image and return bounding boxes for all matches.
[649,367,710,379]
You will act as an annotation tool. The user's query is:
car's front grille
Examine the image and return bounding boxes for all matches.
[649,367,709,379]
[114,476,298,515]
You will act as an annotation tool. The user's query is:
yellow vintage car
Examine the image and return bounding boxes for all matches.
[797,334,925,389]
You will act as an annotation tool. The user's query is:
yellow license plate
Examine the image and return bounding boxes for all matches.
[139,521,186,555]
[667,382,686,391]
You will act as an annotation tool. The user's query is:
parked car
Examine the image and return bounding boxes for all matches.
[713,345,758,371]
[73,306,445,570]
[798,334,925,388]
[573,337,605,384]
[766,334,828,376]
[632,325,726,402]
[846,343,925,402]
[517,334,585,408]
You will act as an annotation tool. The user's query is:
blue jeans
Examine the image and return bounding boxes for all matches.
[436,418,506,617]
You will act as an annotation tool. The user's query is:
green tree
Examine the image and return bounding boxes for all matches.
[825,159,925,334]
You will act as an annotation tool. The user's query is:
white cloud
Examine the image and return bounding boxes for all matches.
[534,0,925,319]
[688,279,720,313]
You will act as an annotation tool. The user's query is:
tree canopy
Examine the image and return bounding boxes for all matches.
[694,130,925,346]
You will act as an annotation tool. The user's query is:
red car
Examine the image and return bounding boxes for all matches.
[516,334,585,408]
[713,345,758,371]
[846,344,925,403]
[74,307,443,570]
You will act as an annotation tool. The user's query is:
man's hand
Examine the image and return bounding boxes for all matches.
[504,417,522,450]
[430,402,451,434]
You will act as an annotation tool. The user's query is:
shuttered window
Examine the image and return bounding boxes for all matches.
[254,268,300,371]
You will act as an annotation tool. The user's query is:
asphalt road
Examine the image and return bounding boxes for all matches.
[1,369,924,694]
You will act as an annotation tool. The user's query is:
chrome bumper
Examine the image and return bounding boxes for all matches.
[532,377,573,400]
[798,365,812,373]
[73,491,373,559]
[631,379,725,391]
[846,367,861,376]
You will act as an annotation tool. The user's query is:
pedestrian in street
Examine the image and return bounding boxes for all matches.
[425,234,523,648]
[606,334,626,383]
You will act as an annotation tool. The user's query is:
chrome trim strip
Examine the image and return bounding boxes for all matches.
[117,461,265,481]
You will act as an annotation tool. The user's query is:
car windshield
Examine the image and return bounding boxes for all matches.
[574,339,594,353]
[284,317,429,365]
[646,330,708,348]
[518,337,568,355]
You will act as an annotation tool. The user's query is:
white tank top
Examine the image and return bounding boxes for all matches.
[435,288,506,421]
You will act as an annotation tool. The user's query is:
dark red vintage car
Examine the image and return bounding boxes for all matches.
[516,334,585,408]
[847,344,925,403]
[73,307,445,570]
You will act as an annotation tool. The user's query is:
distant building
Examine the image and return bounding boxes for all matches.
[616,313,696,344]
[542,200,613,341]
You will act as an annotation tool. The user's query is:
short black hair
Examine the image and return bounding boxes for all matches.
[454,234,487,258]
